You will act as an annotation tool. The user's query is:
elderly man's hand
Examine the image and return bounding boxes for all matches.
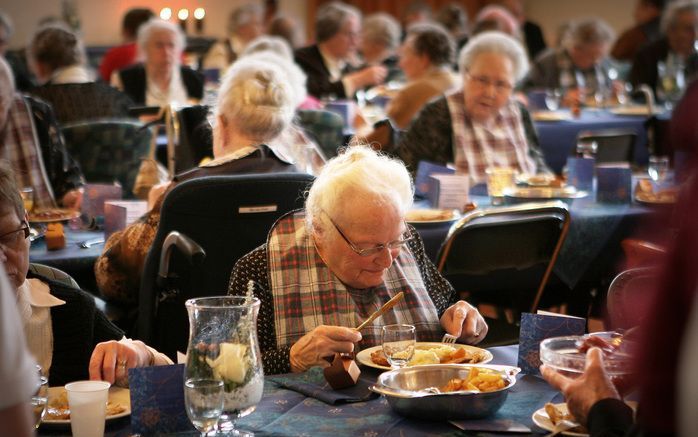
[89,339,152,386]
[61,188,83,210]
[541,347,621,426]
[289,325,362,373]
[440,300,487,344]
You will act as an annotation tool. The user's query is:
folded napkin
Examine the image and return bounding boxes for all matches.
[268,367,378,405]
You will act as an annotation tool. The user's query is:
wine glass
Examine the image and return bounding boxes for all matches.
[545,89,561,111]
[185,378,224,437]
[20,187,34,213]
[31,365,48,429]
[382,324,416,369]
[648,155,670,184]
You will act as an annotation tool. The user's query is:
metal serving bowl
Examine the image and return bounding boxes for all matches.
[369,364,520,421]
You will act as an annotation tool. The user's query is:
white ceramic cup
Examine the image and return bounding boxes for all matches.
[65,381,111,437]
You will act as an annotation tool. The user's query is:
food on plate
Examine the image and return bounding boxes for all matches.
[405,209,456,222]
[462,202,477,213]
[44,388,127,421]
[440,367,508,393]
[45,223,66,250]
[635,180,678,203]
[370,344,487,367]
[544,403,587,433]
[521,173,565,188]
[28,208,74,222]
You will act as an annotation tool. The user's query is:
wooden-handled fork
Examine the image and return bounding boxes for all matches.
[354,292,405,331]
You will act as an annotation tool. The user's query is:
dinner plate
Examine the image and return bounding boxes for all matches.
[356,342,493,371]
[609,106,662,116]
[405,209,461,224]
[28,208,81,223]
[634,191,677,205]
[504,186,588,200]
[532,111,571,121]
[41,386,130,426]
[532,403,587,436]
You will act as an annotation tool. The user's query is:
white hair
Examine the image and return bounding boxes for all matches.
[305,146,414,234]
[240,52,307,107]
[362,13,401,50]
[561,17,615,50]
[661,0,698,34]
[215,56,295,142]
[137,19,185,57]
[227,3,263,35]
[458,31,529,82]
[242,35,294,60]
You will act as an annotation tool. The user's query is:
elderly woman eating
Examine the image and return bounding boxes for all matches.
[394,32,549,184]
[0,162,171,387]
[228,146,487,375]
[113,18,203,106]
[96,56,299,305]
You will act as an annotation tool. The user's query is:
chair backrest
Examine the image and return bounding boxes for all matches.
[61,119,152,198]
[29,263,80,289]
[576,129,638,164]
[296,109,345,159]
[173,105,213,174]
[607,267,658,330]
[29,82,135,124]
[137,172,314,358]
[436,201,570,313]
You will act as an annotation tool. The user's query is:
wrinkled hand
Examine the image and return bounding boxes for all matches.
[89,339,151,386]
[440,300,488,344]
[289,325,362,372]
[347,65,388,90]
[61,189,83,210]
[541,347,621,426]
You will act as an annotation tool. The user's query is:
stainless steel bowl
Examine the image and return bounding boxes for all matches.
[370,364,520,420]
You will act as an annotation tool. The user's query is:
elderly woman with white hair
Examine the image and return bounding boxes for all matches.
[96,56,298,304]
[522,17,616,107]
[202,3,264,71]
[395,32,549,184]
[113,18,203,106]
[360,13,403,82]
[229,146,487,375]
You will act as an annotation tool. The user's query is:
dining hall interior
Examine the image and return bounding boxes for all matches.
[0,0,696,435]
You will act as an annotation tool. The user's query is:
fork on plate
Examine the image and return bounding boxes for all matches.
[441,333,458,344]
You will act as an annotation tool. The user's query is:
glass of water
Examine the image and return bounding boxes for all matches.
[31,365,48,429]
[648,155,670,184]
[185,378,224,437]
[545,89,561,111]
[382,324,416,369]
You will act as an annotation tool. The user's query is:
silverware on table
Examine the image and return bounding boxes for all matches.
[77,238,105,249]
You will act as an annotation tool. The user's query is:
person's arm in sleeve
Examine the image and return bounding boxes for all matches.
[519,103,553,174]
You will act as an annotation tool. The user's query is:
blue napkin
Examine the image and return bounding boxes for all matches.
[268,367,378,405]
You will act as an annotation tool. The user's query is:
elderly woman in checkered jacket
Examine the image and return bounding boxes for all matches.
[228,146,487,374]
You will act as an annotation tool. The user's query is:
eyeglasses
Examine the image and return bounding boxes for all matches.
[466,72,513,94]
[0,221,30,250]
[323,211,412,257]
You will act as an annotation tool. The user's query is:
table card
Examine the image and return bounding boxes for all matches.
[426,174,470,211]
[324,100,356,128]
[596,164,632,203]
[414,160,455,197]
[567,157,595,191]
[104,200,148,238]
[128,364,194,434]
[517,312,585,375]
[81,184,123,226]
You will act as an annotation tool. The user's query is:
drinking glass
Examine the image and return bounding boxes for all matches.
[545,89,561,111]
[648,156,670,184]
[31,365,48,429]
[576,140,598,158]
[20,187,34,213]
[485,167,516,205]
[382,324,416,369]
[185,378,224,437]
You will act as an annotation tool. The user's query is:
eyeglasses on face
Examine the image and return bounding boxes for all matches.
[0,221,30,250]
[466,72,513,94]
[323,211,412,257]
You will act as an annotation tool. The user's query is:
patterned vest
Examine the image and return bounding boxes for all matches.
[267,210,443,349]
[447,91,536,184]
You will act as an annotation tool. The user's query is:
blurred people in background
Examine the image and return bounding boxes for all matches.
[268,15,302,49]
[494,0,548,60]
[401,0,432,35]
[0,11,35,91]
[436,3,470,51]
[612,0,666,62]
[629,0,698,100]
[28,24,91,84]
[96,56,300,305]
[471,5,519,37]
[0,57,84,210]
[202,4,264,72]
[99,8,155,83]
[360,13,403,83]
[294,2,387,100]
[523,18,616,107]
[113,19,203,106]
[394,32,550,182]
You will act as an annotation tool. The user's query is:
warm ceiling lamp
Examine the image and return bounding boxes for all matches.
[159,7,172,20]
[194,8,205,20]
[178,8,189,20]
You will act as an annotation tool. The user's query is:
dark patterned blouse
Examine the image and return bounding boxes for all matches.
[227,226,458,375]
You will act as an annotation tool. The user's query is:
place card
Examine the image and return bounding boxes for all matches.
[426,174,470,211]
[128,364,194,434]
[104,200,148,238]
[414,160,455,197]
[566,157,595,191]
[517,312,585,375]
[81,184,123,226]
[596,164,632,203]
[324,100,356,128]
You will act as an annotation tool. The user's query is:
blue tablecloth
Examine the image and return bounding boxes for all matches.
[535,109,651,174]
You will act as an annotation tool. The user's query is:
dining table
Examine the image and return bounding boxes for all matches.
[38,344,568,436]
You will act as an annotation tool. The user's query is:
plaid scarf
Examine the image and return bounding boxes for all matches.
[447,91,536,184]
[268,210,442,349]
[1,95,56,208]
